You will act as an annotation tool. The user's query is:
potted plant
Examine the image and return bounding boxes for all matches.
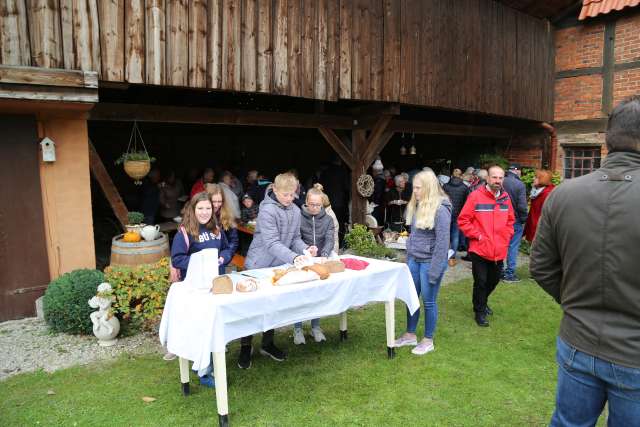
[344,224,397,260]
[126,211,145,234]
[115,151,155,183]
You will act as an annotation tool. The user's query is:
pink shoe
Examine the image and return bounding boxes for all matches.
[394,335,418,347]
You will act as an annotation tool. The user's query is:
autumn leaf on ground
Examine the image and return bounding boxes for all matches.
[142,396,156,403]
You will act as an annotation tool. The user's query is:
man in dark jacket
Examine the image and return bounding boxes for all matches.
[501,163,528,282]
[443,175,469,265]
[530,96,640,426]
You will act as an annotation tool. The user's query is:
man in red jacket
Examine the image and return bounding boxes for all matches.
[458,165,515,326]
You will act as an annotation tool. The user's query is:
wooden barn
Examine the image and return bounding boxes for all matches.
[0,0,576,320]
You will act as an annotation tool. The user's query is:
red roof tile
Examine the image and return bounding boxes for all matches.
[579,0,640,20]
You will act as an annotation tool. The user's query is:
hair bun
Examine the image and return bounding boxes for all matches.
[313,183,324,192]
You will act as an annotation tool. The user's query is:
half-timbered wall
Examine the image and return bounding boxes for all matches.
[0,0,554,121]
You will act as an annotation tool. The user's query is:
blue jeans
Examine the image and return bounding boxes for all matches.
[450,219,460,257]
[294,319,320,330]
[551,337,640,427]
[504,222,524,277]
[406,257,445,339]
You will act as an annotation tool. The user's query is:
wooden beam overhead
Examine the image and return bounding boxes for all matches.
[388,119,513,139]
[318,127,355,170]
[0,83,98,103]
[0,65,98,88]
[90,103,356,129]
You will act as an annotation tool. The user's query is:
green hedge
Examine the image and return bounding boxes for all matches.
[43,269,105,335]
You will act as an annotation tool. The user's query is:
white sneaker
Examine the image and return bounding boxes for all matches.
[411,340,435,355]
[311,327,326,343]
[293,328,306,345]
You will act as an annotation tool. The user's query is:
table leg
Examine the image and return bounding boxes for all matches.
[179,357,190,396]
[340,311,348,341]
[213,351,229,426]
[384,300,396,359]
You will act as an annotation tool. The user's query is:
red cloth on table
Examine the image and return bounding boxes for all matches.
[342,258,370,270]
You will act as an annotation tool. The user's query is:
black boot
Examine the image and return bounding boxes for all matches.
[475,313,489,327]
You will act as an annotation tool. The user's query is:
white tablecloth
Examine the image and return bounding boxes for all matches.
[159,251,419,374]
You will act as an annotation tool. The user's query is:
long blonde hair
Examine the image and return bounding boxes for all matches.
[205,183,237,231]
[405,170,449,229]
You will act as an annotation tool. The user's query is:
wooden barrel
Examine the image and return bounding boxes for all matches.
[110,233,170,266]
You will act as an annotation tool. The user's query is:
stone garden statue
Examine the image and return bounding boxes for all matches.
[88,282,120,346]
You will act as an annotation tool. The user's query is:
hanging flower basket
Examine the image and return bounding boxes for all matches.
[115,122,155,185]
[123,158,151,181]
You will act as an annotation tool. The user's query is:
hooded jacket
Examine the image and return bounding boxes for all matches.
[530,151,640,369]
[443,176,470,218]
[524,184,554,242]
[245,189,308,269]
[300,205,335,257]
[406,199,452,284]
[458,186,515,261]
[503,171,528,224]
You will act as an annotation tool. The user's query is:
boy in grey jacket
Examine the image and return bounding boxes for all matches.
[239,173,315,369]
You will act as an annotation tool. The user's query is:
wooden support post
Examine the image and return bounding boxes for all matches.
[351,129,367,226]
[318,127,355,170]
[362,115,394,169]
[88,140,128,229]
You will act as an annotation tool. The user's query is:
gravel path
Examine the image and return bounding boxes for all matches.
[0,318,163,381]
[0,253,529,382]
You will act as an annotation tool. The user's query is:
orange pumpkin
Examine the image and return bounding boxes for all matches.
[122,231,142,243]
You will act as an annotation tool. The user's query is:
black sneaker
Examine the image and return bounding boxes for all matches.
[503,275,521,283]
[238,345,252,369]
[259,343,287,362]
[475,313,489,327]
[461,254,472,262]
[485,306,493,316]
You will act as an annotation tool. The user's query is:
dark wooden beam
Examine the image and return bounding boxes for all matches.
[602,20,616,114]
[88,140,128,229]
[362,115,394,169]
[388,119,513,138]
[91,103,355,129]
[318,127,356,170]
[556,66,602,79]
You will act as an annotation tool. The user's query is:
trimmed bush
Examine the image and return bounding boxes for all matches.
[43,269,105,335]
[104,257,170,332]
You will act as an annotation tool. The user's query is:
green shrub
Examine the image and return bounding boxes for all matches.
[478,153,509,170]
[521,168,563,193]
[104,257,170,332]
[345,224,396,259]
[127,211,144,225]
[43,269,105,335]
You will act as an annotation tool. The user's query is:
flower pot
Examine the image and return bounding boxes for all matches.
[125,224,145,234]
[124,159,151,181]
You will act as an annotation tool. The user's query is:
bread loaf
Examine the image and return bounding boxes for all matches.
[303,263,330,280]
[236,278,258,292]
[322,260,345,273]
[211,275,233,294]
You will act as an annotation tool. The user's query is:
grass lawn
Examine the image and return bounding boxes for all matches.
[1,267,564,426]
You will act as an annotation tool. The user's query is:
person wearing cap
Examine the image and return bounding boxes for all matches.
[240,193,258,223]
[502,163,528,282]
[530,96,640,427]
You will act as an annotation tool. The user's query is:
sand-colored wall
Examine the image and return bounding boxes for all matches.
[37,115,95,278]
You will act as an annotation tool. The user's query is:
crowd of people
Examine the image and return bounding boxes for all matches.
[161,97,639,425]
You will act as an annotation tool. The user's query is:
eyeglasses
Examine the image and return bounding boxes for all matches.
[307,203,322,208]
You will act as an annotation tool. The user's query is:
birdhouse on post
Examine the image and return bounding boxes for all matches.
[40,137,56,162]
